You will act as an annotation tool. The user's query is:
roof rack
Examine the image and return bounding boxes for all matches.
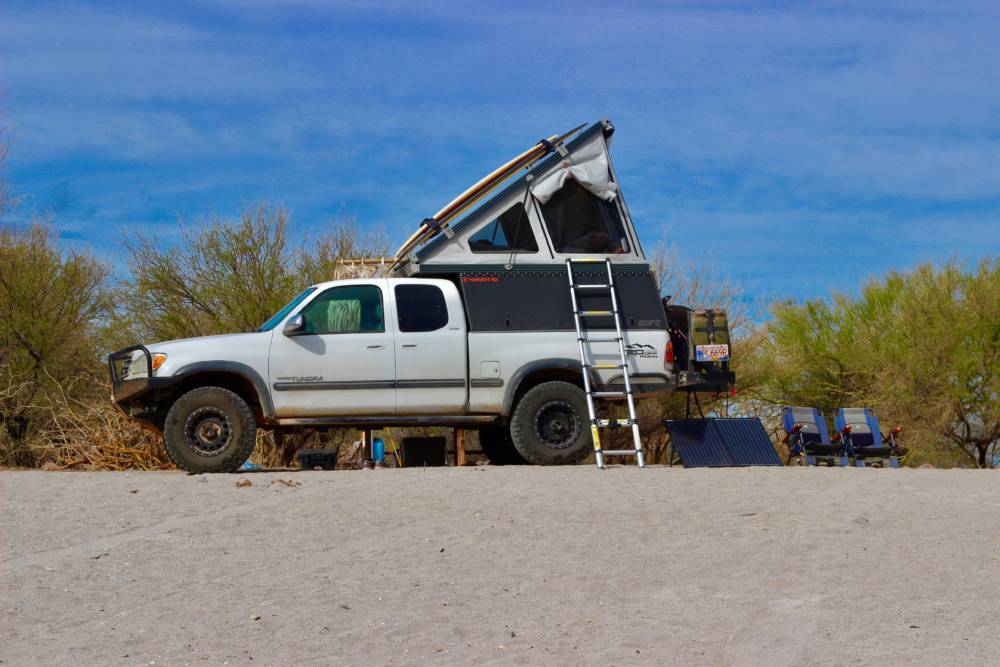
[332,257,393,280]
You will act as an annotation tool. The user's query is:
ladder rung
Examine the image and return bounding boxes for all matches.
[568,258,606,263]
[573,284,611,289]
[602,449,639,456]
[579,337,621,343]
[592,391,626,397]
[578,310,615,316]
[595,419,633,427]
[588,363,624,369]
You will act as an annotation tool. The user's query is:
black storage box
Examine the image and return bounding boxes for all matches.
[297,449,338,470]
[401,437,446,467]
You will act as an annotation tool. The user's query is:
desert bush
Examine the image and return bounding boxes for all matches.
[31,375,170,470]
[747,259,1000,467]
[121,204,302,342]
[0,222,113,466]
[122,204,388,342]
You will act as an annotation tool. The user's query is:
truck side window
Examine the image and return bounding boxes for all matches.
[395,284,448,332]
[539,179,629,254]
[298,284,384,334]
[468,203,538,253]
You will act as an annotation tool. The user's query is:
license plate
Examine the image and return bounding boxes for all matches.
[696,344,730,362]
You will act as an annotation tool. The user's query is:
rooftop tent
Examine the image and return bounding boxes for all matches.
[399,119,646,274]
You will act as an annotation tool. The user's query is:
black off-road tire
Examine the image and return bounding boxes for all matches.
[510,381,592,465]
[478,425,527,465]
[163,386,257,473]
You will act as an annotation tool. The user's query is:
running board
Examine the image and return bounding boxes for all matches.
[275,415,498,427]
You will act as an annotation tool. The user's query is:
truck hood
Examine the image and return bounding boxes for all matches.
[148,332,266,352]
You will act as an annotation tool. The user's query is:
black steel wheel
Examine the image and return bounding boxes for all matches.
[163,386,257,473]
[510,381,592,465]
[185,406,233,456]
[533,400,581,450]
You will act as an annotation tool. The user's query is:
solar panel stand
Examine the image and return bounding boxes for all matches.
[566,258,645,469]
[685,390,705,419]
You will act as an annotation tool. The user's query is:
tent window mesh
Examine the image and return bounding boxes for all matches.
[468,203,538,253]
[539,180,629,254]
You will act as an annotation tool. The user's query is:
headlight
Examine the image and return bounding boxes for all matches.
[151,353,167,372]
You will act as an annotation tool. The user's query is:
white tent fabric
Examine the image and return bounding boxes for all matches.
[530,136,617,204]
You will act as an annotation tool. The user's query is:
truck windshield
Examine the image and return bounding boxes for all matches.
[257,287,318,332]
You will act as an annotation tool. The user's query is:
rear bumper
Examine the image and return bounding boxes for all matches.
[674,370,736,393]
[603,372,674,398]
[603,370,736,397]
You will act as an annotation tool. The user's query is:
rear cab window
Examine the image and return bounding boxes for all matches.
[395,284,449,332]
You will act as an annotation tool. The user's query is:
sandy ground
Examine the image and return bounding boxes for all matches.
[1,467,998,666]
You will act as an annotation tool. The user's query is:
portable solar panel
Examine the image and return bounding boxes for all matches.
[663,418,782,467]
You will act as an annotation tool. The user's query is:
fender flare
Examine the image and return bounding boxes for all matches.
[172,361,275,419]
[501,357,586,416]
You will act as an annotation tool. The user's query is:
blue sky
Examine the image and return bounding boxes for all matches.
[3,1,999,300]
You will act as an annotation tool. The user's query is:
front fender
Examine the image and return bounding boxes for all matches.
[172,361,275,419]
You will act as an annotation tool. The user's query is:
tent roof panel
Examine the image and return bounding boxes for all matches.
[414,119,614,261]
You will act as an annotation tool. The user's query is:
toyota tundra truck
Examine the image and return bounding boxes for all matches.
[108,120,733,471]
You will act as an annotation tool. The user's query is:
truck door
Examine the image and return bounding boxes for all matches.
[392,280,468,414]
[268,280,396,416]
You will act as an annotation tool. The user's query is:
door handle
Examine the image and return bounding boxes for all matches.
[401,343,418,349]
[366,344,384,350]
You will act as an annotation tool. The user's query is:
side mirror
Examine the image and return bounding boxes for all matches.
[283,314,306,337]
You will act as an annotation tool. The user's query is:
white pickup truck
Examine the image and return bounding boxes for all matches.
[109,120,734,471]
[109,275,686,472]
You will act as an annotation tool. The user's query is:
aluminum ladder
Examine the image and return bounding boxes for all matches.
[566,258,646,469]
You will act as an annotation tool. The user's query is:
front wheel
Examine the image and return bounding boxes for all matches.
[510,381,592,465]
[163,386,257,473]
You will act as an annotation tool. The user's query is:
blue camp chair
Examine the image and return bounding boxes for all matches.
[781,406,850,466]
[833,408,901,468]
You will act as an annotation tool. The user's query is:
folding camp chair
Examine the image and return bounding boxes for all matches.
[834,408,902,468]
[781,406,850,466]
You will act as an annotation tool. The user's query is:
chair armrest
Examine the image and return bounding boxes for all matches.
[883,426,902,446]
[782,423,802,444]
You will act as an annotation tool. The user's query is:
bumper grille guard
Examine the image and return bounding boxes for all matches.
[107,345,153,387]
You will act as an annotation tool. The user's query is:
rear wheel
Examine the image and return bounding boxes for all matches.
[163,386,257,473]
[510,381,592,465]
[478,425,527,465]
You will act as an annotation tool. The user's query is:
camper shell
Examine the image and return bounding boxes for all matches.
[394,120,665,335]
[392,119,730,391]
